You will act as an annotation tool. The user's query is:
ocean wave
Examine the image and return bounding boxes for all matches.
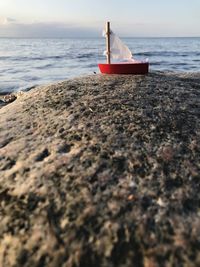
[35,63,54,69]
[134,51,192,57]
[83,63,97,68]
[21,75,39,81]
[2,55,69,62]
[151,61,168,66]
[0,56,12,60]
[76,53,94,59]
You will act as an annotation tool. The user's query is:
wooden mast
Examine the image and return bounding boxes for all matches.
[106,21,111,64]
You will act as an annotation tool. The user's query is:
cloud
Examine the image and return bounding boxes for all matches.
[0,20,99,38]
[0,17,17,26]
[0,19,199,37]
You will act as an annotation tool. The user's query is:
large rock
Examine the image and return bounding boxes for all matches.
[0,72,200,267]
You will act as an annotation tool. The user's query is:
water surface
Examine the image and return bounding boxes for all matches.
[0,37,199,93]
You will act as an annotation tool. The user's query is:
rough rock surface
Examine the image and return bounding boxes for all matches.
[0,72,200,267]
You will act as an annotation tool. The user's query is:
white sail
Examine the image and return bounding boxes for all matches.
[103,30,132,60]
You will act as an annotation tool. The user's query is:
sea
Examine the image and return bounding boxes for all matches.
[0,37,199,93]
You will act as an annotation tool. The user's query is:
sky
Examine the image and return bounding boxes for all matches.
[0,0,200,37]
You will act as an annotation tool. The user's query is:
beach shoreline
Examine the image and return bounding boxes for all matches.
[0,71,200,267]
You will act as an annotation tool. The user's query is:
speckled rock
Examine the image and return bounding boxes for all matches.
[0,72,200,267]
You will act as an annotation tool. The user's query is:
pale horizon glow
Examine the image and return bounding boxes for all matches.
[0,0,200,38]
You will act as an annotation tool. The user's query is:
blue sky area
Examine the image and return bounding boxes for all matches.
[0,0,200,37]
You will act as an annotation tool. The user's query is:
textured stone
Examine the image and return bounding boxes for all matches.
[0,72,200,267]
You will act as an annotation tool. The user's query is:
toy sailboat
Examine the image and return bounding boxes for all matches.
[98,22,149,75]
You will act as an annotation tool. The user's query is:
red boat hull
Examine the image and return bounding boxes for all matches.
[98,62,149,75]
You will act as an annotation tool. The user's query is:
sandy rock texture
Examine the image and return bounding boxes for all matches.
[0,72,200,267]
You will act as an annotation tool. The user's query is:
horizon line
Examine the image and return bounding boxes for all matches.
[0,36,200,39]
